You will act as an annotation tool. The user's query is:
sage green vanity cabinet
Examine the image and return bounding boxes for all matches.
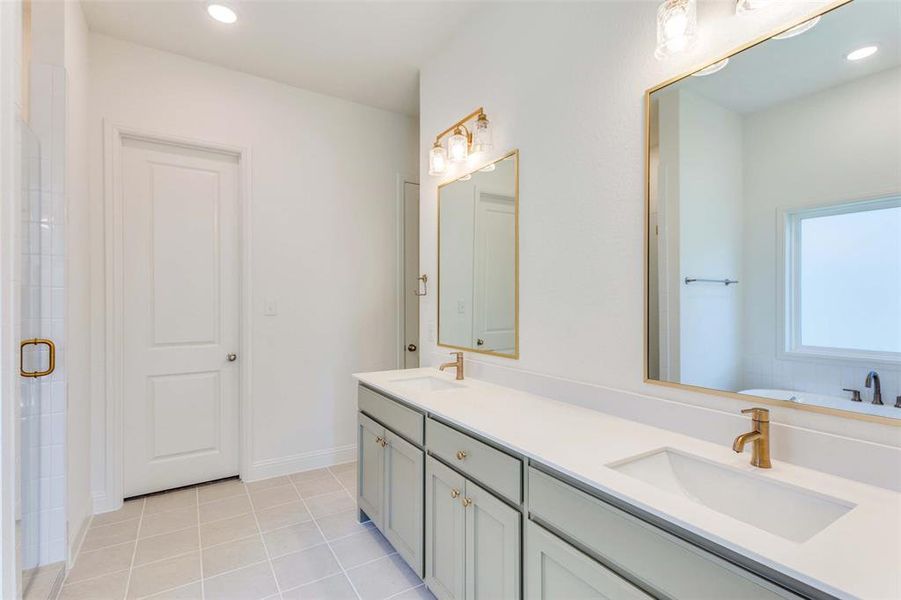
[464,476,521,599]
[425,457,466,599]
[525,521,651,600]
[528,468,802,600]
[357,412,384,527]
[355,410,424,577]
[426,456,521,600]
[382,429,424,576]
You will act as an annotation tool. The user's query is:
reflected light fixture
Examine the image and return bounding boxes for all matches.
[735,0,772,15]
[846,45,878,61]
[428,108,493,177]
[772,16,820,40]
[692,58,729,77]
[207,3,237,23]
[655,0,697,60]
[479,163,496,173]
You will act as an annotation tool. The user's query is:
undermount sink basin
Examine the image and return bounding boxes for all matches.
[389,376,462,392]
[609,449,855,542]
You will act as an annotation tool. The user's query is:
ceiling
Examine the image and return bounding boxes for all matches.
[666,0,901,114]
[81,0,484,116]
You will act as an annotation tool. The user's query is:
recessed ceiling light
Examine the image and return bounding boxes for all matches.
[846,45,878,61]
[773,16,820,40]
[692,58,729,77]
[207,4,237,24]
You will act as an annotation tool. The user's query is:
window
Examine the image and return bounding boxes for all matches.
[784,197,901,362]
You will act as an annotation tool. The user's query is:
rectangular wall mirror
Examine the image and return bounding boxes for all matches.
[646,0,900,422]
[439,150,519,358]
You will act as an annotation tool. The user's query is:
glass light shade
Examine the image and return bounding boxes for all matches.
[472,115,492,154]
[459,173,472,181]
[479,163,496,173]
[447,129,469,163]
[691,58,729,77]
[655,0,697,60]
[429,144,448,176]
[735,0,772,15]
[773,16,820,40]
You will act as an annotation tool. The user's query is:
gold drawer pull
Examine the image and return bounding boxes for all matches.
[380,438,387,447]
[456,450,467,460]
[20,338,55,378]
[450,488,460,499]
[462,497,472,508]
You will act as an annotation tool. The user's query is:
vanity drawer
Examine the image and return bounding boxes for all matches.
[426,418,522,504]
[528,468,801,600]
[358,385,424,446]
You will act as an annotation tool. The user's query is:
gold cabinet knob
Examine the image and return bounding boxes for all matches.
[380,438,388,447]
[375,436,386,447]
[456,450,467,461]
[450,488,460,499]
[462,497,472,508]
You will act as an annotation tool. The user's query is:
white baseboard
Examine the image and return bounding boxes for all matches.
[68,513,91,567]
[243,444,356,483]
[91,490,121,515]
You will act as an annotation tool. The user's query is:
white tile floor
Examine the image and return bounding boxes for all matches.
[60,463,436,600]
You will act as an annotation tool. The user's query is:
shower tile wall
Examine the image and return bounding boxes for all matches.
[21,63,68,567]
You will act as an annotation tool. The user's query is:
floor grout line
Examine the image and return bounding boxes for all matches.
[245,480,286,598]
[121,497,146,600]
[195,488,205,600]
[289,476,364,600]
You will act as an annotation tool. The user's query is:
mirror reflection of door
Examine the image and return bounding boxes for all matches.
[472,192,515,354]
[403,182,420,368]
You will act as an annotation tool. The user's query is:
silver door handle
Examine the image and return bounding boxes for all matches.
[227,353,237,362]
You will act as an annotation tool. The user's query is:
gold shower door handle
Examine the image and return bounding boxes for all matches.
[20,338,56,378]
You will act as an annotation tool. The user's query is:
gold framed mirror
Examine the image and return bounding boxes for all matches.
[438,150,519,359]
[645,0,900,424]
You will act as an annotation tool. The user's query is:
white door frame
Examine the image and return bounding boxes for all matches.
[394,174,418,369]
[99,121,253,511]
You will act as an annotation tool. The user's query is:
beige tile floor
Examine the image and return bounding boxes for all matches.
[60,463,436,600]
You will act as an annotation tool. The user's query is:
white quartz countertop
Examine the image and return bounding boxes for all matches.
[353,368,901,600]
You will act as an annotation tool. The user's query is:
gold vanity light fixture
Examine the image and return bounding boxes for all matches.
[655,0,698,60]
[428,107,493,176]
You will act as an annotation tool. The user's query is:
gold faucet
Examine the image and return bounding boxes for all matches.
[732,407,771,469]
[439,352,464,380]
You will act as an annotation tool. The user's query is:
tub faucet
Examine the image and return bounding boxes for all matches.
[865,370,882,405]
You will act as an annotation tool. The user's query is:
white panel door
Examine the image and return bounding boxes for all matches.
[472,193,516,353]
[122,138,240,497]
[403,182,420,368]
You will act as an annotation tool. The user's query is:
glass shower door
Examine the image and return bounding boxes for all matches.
[17,119,50,598]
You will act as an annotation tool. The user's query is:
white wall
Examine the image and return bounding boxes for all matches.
[88,34,417,505]
[419,1,901,491]
[63,0,91,561]
[741,66,901,398]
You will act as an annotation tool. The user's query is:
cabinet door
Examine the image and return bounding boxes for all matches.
[464,478,521,600]
[357,412,385,528]
[525,521,652,600]
[383,430,424,577]
[426,457,466,600]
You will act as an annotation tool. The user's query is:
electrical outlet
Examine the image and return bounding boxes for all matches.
[457,300,466,314]
[264,298,278,316]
